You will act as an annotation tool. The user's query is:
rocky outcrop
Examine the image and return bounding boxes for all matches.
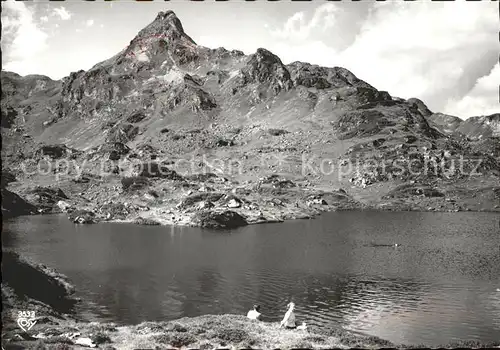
[134,217,161,225]
[165,75,218,112]
[121,176,151,191]
[287,62,332,89]
[91,141,131,161]
[23,187,69,213]
[126,111,148,123]
[36,144,81,159]
[237,48,293,95]
[408,97,433,117]
[383,183,444,199]
[185,172,220,182]
[98,203,131,220]
[192,210,248,229]
[135,162,183,180]
[177,192,224,210]
[106,123,139,143]
[333,109,394,139]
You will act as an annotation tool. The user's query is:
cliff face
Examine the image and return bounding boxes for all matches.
[1,11,499,222]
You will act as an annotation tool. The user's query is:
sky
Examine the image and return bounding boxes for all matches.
[1,0,498,119]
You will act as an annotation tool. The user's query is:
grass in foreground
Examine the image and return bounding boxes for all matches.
[3,314,399,350]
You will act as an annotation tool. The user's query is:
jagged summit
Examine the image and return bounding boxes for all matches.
[155,11,185,32]
[94,10,201,71]
[135,10,196,45]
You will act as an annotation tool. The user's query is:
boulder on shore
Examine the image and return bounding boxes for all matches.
[25,186,69,213]
[57,200,73,213]
[98,203,130,220]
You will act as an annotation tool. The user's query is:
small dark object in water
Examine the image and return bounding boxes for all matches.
[367,243,400,248]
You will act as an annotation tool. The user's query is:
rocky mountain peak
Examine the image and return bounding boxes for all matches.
[155,11,185,33]
[253,48,282,63]
[135,10,196,45]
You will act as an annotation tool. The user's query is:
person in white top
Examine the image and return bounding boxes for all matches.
[280,302,297,329]
[247,304,261,320]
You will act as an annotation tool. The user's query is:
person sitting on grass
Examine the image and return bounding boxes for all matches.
[279,302,297,329]
[247,304,262,320]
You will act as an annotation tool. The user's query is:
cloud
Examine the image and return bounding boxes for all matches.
[86,19,94,27]
[444,63,500,118]
[268,2,498,118]
[271,4,340,42]
[0,1,117,80]
[40,16,49,23]
[1,1,49,74]
[52,6,72,21]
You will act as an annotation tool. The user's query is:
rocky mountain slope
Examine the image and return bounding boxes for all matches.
[428,112,500,140]
[2,11,499,226]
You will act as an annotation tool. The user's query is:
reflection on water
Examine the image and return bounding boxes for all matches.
[3,211,500,346]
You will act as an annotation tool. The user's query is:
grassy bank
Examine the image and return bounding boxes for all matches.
[3,313,396,350]
[4,313,500,350]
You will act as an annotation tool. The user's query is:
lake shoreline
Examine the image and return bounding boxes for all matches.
[86,204,500,230]
[7,203,500,231]
[4,167,499,229]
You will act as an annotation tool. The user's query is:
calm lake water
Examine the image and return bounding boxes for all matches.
[3,211,500,346]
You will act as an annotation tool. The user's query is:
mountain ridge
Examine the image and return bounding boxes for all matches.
[2,10,499,223]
